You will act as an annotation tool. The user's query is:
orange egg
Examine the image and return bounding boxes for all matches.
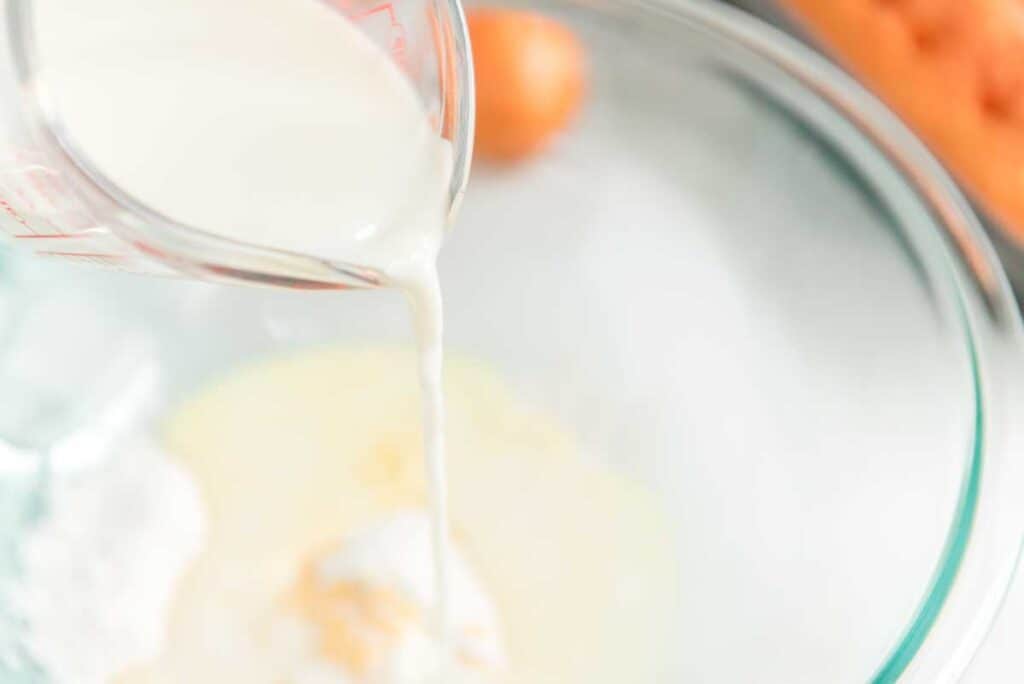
[468,8,586,161]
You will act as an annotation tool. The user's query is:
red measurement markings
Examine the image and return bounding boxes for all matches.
[37,250,121,260]
[0,195,28,228]
[1,167,97,233]
[39,252,122,270]
[36,251,126,269]
[11,233,77,239]
[334,0,408,64]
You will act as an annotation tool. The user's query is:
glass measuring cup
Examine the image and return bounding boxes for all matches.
[0,0,473,289]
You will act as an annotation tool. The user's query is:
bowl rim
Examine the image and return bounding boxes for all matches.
[655,1,1024,681]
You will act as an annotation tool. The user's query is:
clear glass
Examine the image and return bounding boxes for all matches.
[0,0,474,288]
[0,0,1022,682]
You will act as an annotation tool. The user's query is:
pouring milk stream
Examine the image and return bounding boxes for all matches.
[33,0,460,676]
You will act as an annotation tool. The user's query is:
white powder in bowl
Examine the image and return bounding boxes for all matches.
[13,438,204,684]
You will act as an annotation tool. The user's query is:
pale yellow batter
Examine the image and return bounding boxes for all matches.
[120,348,681,683]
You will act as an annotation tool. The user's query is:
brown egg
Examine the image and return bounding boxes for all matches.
[468,8,586,161]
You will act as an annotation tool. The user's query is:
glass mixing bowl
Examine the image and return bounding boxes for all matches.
[0,0,1022,682]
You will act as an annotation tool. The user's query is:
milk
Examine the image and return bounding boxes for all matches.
[32,0,453,272]
[133,348,680,683]
[33,0,456,677]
